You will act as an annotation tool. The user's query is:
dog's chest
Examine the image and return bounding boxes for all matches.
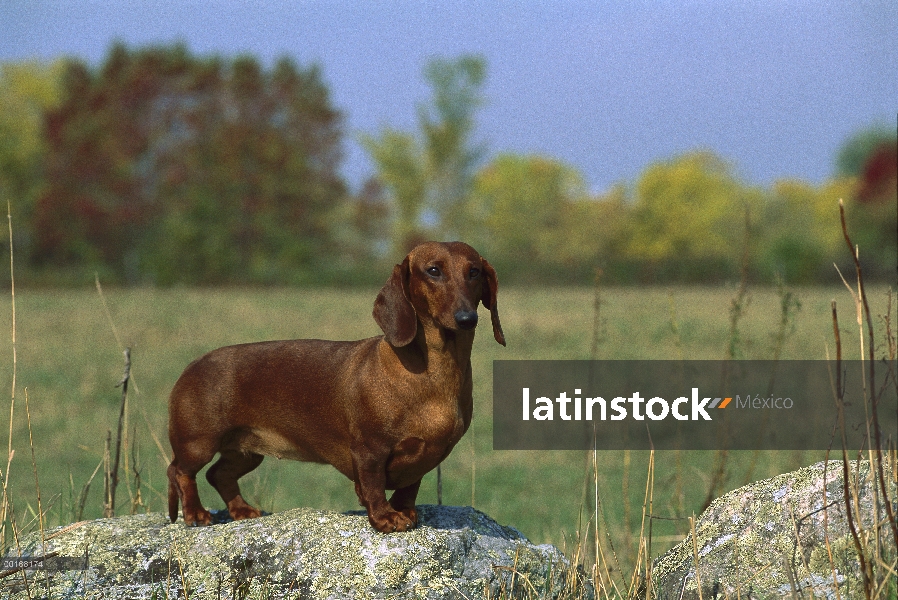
[387,400,467,486]
[412,400,467,445]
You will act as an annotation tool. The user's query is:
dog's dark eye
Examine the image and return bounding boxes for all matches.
[469,268,480,279]
[426,266,441,278]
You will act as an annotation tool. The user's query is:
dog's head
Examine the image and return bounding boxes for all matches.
[373,241,505,348]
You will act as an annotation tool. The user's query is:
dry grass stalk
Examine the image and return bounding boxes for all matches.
[94,274,139,394]
[23,389,44,554]
[641,450,655,600]
[2,200,32,599]
[1,201,16,552]
[590,268,605,361]
[838,200,897,540]
[622,449,632,560]
[702,206,753,514]
[823,198,898,599]
[470,426,475,508]
[102,430,112,518]
[587,432,623,599]
[104,349,132,518]
[821,455,843,600]
[128,427,145,514]
[831,299,873,598]
[76,459,103,522]
[689,514,703,600]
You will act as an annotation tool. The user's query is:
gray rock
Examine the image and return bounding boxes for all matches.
[2,504,586,599]
[651,460,897,600]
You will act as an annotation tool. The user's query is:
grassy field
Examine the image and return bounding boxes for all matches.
[0,283,894,566]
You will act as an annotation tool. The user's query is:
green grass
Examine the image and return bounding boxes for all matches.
[0,284,893,564]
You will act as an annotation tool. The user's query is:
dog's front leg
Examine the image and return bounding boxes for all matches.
[351,442,416,533]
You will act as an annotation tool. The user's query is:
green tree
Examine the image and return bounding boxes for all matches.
[468,153,593,282]
[420,55,486,240]
[757,177,854,283]
[360,129,427,254]
[0,60,63,253]
[362,55,486,254]
[626,152,757,282]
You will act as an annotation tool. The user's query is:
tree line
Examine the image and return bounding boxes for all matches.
[0,44,894,286]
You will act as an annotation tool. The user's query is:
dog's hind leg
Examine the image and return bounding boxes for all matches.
[168,450,215,526]
[205,450,264,520]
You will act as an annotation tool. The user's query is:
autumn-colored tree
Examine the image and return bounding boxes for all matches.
[836,124,894,179]
[32,43,345,284]
[835,123,897,280]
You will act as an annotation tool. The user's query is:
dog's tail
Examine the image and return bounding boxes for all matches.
[167,463,179,523]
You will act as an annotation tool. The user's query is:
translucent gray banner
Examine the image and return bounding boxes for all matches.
[492,360,897,450]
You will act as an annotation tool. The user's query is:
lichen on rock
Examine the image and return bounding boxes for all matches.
[2,504,585,599]
[651,460,897,600]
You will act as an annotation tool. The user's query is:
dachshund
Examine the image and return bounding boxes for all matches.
[167,241,504,532]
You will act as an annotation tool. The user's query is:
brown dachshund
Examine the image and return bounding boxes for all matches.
[167,241,504,533]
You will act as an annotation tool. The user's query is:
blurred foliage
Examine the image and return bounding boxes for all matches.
[360,129,426,256]
[22,43,347,285]
[834,124,897,281]
[466,153,600,283]
[0,60,64,244]
[0,46,893,286]
[836,124,894,177]
[626,152,760,283]
[756,178,853,284]
[462,150,891,286]
[361,55,486,256]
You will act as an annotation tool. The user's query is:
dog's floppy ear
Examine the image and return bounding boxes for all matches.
[480,258,505,346]
[373,257,417,347]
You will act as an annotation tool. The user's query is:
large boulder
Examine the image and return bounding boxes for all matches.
[2,504,583,599]
[652,460,896,599]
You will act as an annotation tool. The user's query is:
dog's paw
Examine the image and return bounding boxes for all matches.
[372,509,416,533]
[226,495,262,520]
[398,506,418,527]
[183,508,212,526]
[228,505,262,520]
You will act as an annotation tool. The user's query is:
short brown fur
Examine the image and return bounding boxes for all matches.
[167,241,504,532]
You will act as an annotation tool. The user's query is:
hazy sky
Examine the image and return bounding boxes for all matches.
[2,1,896,193]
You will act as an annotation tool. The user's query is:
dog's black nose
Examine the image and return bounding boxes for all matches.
[455,310,478,330]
